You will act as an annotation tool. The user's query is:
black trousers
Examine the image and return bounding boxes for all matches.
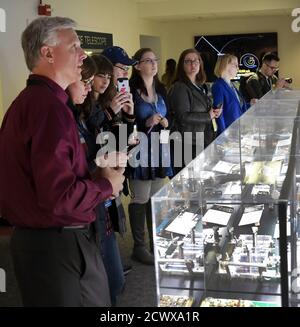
[10,227,111,307]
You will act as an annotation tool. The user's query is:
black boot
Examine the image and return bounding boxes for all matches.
[128,203,154,265]
[146,200,154,253]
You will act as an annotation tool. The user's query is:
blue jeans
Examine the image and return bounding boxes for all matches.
[100,232,124,306]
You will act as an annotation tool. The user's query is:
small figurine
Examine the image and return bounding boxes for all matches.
[251,226,258,248]
[191,228,196,244]
[213,226,220,245]
[227,227,237,243]
[178,241,184,259]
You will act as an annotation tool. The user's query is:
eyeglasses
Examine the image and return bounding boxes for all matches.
[139,58,159,65]
[265,63,279,71]
[96,73,112,80]
[114,65,130,72]
[82,77,94,87]
[184,59,200,66]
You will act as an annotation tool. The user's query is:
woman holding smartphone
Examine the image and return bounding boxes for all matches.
[82,54,135,137]
[168,48,221,174]
[67,56,127,306]
[128,48,173,265]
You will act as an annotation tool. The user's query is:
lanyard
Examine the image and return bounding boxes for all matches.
[150,94,159,114]
[192,82,205,94]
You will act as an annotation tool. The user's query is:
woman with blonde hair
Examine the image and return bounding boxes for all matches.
[211,54,248,135]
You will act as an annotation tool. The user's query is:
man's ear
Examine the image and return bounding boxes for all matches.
[40,45,54,64]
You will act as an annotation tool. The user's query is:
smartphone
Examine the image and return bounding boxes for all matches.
[284,78,293,84]
[215,103,223,109]
[117,78,130,93]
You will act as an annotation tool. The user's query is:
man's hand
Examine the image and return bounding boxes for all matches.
[96,166,125,198]
[275,78,286,89]
[95,151,128,168]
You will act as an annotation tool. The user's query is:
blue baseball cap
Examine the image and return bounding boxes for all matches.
[102,46,138,66]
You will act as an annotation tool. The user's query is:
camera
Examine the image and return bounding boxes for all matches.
[284,78,293,84]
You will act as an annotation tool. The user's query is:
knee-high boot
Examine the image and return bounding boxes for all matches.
[128,203,154,265]
[146,200,154,253]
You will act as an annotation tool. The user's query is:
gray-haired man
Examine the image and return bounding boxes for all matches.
[0,17,125,306]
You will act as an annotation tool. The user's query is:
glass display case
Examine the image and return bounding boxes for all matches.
[152,89,300,307]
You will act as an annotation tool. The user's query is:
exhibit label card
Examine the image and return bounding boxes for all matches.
[202,205,233,225]
[165,212,198,235]
[212,161,239,174]
[239,205,264,226]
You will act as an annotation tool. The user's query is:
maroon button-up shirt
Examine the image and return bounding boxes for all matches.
[0,75,112,227]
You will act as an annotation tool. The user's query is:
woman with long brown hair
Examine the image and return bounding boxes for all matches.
[128,47,173,265]
[168,48,222,174]
[83,54,135,137]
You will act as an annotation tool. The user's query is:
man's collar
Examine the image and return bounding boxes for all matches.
[258,69,269,79]
[27,74,69,104]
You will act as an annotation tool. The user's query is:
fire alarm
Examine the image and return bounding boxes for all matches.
[38,2,51,16]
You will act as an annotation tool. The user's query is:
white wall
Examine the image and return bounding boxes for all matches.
[47,0,162,58]
[0,0,39,115]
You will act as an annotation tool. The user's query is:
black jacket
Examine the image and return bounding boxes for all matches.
[246,70,277,99]
[168,80,214,147]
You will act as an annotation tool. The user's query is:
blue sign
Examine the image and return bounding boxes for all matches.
[240,53,259,70]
